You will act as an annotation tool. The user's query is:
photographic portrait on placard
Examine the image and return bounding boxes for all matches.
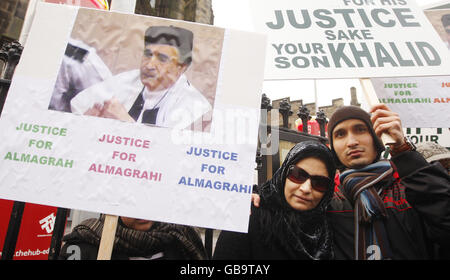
[425,9,450,51]
[48,8,223,132]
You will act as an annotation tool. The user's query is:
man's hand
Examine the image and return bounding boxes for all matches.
[251,194,260,207]
[249,193,261,215]
[83,98,135,122]
[100,98,135,122]
[83,103,103,117]
[370,104,405,148]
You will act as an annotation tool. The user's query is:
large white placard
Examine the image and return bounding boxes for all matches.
[250,0,450,79]
[370,76,449,127]
[371,9,450,128]
[0,3,267,233]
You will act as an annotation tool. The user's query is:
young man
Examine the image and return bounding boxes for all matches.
[70,26,211,130]
[326,104,450,259]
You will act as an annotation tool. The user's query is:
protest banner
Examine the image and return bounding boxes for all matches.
[250,0,450,80]
[371,9,450,128]
[0,1,267,238]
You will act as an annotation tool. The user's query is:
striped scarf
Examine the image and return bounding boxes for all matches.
[340,160,394,260]
[71,215,207,260]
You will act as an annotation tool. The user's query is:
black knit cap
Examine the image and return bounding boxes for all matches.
[327,106,385,168]
[144,25,193,65]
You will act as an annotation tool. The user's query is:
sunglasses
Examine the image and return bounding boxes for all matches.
[287,165,331,193]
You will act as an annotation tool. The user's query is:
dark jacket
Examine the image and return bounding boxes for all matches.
[58,217,208,260]
[59,230,187,260]
[214,205,313,260]
[327,151,450,259]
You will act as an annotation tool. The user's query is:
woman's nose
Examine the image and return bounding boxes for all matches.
[299,179,312,193]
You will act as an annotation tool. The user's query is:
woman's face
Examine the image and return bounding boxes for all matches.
[284,157,330,211]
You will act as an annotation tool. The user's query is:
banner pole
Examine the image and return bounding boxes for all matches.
[359,78,396,145]
[1,201,25,260]
[96,215,118,260]
[48,207,69,260]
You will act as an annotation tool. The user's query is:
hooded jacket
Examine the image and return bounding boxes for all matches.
[213,141,336,260]
[59,215,208,260]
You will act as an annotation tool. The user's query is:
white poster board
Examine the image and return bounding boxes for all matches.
[250,0,450,80]
[371,9,450,128]
[370,76,449,127]
[0,3,267,233]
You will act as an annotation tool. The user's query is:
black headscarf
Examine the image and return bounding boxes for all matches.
[256,140,336,260]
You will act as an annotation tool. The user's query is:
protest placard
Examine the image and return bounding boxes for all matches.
[250,0,450,80]
[371,9,450,128]
[0,3,267,233]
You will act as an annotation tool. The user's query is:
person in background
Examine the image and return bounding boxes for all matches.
[214,140,336,260]
[416,141,450,175]
[59,215,208,260]
[416,141,450,259]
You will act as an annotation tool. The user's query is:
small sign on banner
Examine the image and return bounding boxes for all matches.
[371,9,450,128]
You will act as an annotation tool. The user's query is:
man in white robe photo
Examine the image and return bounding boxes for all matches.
[70,25,212,130]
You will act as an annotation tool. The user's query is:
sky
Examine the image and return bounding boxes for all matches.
[211,0,448,111]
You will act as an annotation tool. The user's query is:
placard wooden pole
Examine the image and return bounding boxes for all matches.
[96,215,118,260]
[359,78,396,145]
[48,207,69,260]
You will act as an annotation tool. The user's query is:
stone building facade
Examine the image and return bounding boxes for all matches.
[0,0,28,41]
[136,0,214,24]
[1,0,213,43]
[270,87,360,131]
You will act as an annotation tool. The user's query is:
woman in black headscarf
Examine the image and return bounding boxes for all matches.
[213,140,336,260]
